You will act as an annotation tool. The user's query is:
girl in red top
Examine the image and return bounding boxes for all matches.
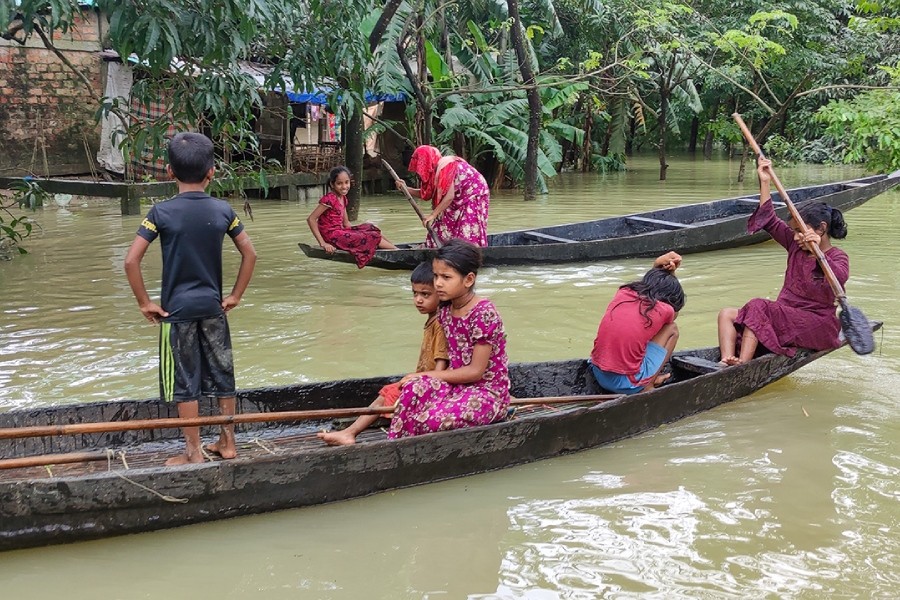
[589,252,685,394]
[307,166,397,268]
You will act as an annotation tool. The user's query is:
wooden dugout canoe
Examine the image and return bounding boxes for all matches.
[0,325,879,552]
[298,171,900,269]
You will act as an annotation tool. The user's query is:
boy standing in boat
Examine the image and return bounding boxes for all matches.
[124,132,257,466]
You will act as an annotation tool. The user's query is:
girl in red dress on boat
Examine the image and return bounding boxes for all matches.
[717,157,851,365]
[307,166,397,268]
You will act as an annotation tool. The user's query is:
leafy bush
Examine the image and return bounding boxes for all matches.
[817,90,900,172]
[0,179,45,258]
[764,134,845,165]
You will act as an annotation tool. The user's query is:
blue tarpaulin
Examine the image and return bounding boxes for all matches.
[282,89,407,105]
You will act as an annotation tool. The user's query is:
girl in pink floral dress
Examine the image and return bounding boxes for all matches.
[405,145,490,248]
[389,239,510,438]
[307,166,396,268]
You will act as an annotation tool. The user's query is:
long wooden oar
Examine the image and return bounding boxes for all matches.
[733,113,874,355]
[0,451,108,471]
[381,158,443,248]
[0,394,622,441]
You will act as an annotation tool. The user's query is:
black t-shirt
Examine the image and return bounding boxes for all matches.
[136,192,245,323]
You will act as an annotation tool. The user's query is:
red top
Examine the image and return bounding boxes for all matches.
[590,287,675,377]
[317,192,346,239]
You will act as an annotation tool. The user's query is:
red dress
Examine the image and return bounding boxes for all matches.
[735,201,849,356]
[590,287,675,384]
[316,192,382,268]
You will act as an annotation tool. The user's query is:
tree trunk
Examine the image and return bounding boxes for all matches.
[703,96,720,160]
[507,0,541,200]
[582,110,593,172]
[397,14,431,146]
[658,89,669,181]
[368,0,403,53]
[737,143,748,183]
[343,103,364,220]
[688,116,699,153]
[601,112,614,156]
[625,114,635,156]
[338,72,365,219]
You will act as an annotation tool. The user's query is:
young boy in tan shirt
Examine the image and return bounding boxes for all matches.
[318,261,448,445]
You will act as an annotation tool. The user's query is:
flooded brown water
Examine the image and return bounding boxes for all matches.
[1,154,897,598]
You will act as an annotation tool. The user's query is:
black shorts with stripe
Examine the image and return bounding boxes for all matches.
[158,314,236,402]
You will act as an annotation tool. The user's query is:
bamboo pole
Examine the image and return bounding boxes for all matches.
[0,451,108,470]
[0,394,622,441]
[380,158,443,247]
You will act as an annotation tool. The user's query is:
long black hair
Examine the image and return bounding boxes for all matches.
[434,238,483,277]
[327,165,352,189]
[615,267,685,327]
[799,202,847,239]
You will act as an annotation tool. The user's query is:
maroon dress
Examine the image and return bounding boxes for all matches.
[317,192,382,268]
[734,201,849,356]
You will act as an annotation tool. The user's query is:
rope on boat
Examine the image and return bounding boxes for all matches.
[251,437,279,455]
[104,449,188,504]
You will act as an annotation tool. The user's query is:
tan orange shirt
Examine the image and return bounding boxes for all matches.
[416,316,449,372]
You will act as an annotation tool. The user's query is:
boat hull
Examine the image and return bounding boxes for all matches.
[0,332,876,552]
[299,172,900,269]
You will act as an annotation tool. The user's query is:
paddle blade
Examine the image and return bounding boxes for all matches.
[839,300,875,355]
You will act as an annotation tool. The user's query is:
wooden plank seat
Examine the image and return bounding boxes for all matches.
[626,216,696,229]
[671,355,724,375]
[522,230,578,244]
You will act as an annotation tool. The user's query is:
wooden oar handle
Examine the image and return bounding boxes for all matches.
[381,158,443,248]
[732,113,846,301]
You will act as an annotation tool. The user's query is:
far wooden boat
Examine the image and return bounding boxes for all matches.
[299,171,900,269]
[0,324,879,552]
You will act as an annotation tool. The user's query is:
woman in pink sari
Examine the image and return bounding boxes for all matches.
[402,145,490,248]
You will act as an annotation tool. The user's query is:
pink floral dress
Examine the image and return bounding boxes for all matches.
[426,161,490,248]
[389,299,510,438]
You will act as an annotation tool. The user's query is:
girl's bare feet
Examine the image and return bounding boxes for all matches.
[722,355,742,366]
[317,430,358,446]
[642,372,671,392]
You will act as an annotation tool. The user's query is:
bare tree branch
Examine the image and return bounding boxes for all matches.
[796,84,900,97]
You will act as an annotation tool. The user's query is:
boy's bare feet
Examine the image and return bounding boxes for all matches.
[165,451,204,466]
[317,429,358,446]
[205,430,237,459]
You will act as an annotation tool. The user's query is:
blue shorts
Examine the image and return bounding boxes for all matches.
[590,342,668,395]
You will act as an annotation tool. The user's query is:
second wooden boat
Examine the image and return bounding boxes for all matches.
[298,171,900,269]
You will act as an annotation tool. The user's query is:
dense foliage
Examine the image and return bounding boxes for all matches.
[2,0,898,200]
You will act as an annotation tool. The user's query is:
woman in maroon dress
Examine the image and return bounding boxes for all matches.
[717,158,850,365]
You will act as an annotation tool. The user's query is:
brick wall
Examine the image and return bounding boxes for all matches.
[0,9,104,176]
